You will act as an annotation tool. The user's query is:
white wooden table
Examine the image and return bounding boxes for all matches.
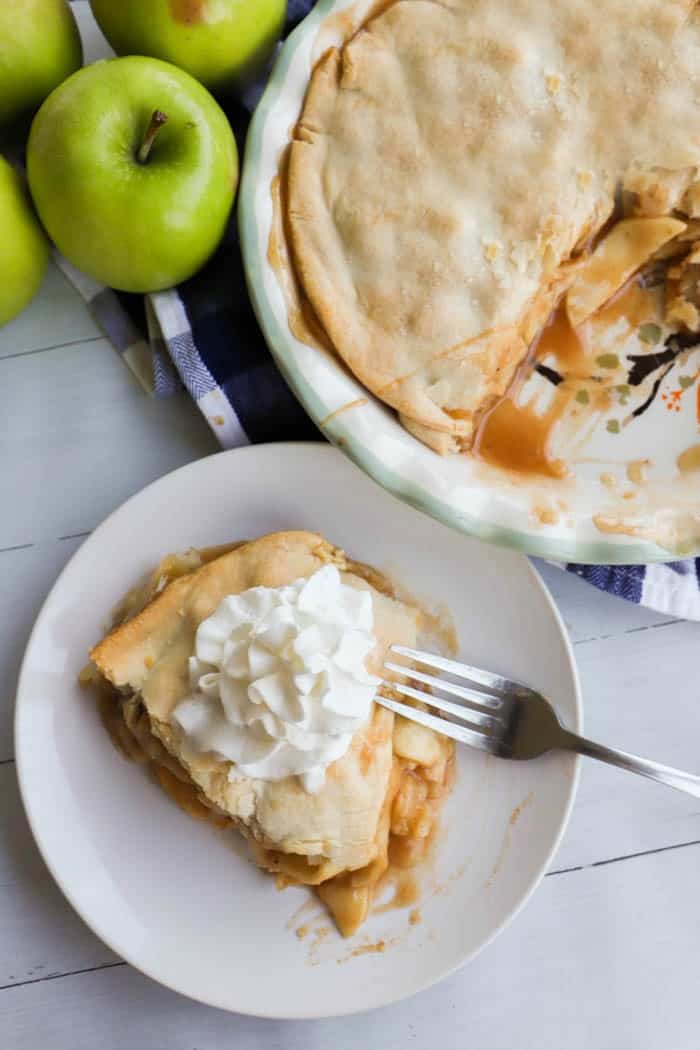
[2,273,700,1046]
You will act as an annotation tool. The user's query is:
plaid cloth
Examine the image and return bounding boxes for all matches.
[59,0,700,622]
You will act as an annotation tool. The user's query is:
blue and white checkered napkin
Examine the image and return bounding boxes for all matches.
[58,0,700,622]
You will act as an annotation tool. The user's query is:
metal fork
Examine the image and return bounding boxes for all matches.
[377,645,700,799]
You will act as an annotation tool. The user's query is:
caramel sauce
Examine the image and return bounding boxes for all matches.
[359,741,374,777]
[320,398,369,427]
[472,280,657,480]
[510,792,534,827]
[677,444,700,473]
[357,717,392,776]
[307,924,332,964]
[535,506,560,525]
[372,869,419,915]
[627,459,650,484]
[286,896,321,932]
[592,515,645,537]
[268,158,336,357]
[349,939,388,957]
[472,302,580,478]
[485,792,534,888]
[474,396,568,479]
[538,301,587,374]
[470,260,670,480]
[420,604,459,659]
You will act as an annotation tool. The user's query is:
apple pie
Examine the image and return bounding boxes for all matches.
[85,531,454,936]
[285,0,700,453]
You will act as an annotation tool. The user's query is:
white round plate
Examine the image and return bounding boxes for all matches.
[15,444,580,1018]
[239,0,700,564]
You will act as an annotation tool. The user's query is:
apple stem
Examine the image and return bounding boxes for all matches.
[137,110,168,164]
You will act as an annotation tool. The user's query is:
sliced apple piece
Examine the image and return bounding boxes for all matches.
[316,878,372,938]
[566,217,686,327]
[393,715,442,766]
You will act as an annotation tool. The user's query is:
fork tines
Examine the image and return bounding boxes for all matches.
[376,645,510,755]
[390,645,517,694]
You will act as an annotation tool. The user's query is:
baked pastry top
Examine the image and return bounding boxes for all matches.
[287,0,700,442]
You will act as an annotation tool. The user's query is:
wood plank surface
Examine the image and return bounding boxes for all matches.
[1,7,698,1046]
[3,841,699,1050]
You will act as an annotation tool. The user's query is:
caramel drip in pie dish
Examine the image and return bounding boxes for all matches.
[268,155,336,359]
[677,444,700,473]
[474,395,569,479]
[538,302,588,378]
[472,303,578,478]
[372,869,419,915]
[471,277,659,478]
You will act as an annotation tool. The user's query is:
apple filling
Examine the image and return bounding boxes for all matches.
[562,164,700,336]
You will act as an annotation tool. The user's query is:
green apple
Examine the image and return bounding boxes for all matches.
[89,0,285,95]
[0,158,50,327]
[0,0,82,137]
[27,56,238,294]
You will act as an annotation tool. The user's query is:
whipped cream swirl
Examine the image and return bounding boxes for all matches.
[172,565,381,793]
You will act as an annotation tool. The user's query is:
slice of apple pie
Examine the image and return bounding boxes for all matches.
[85,531,454,936]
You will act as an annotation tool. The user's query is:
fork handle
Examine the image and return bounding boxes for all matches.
[561,731,700,799]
